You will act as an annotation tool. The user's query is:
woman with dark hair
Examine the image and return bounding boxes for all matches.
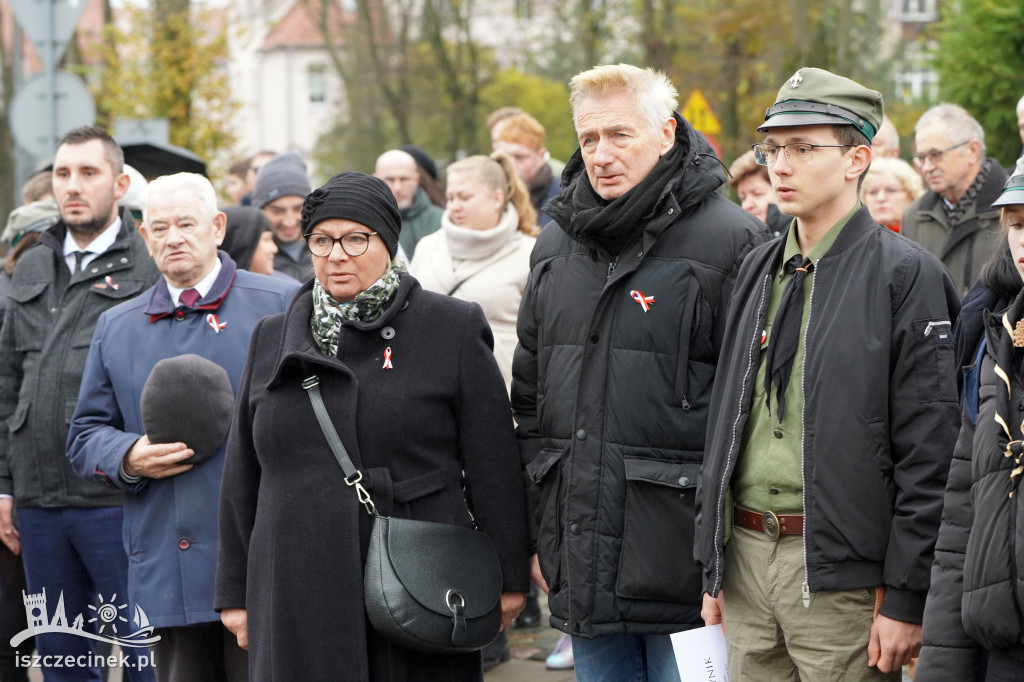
[215,172,529,682]
[918,162,1024,680]
[220,206,288,279]
[401,144,446,208]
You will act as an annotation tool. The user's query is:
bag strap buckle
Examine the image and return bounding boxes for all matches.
[346,473,378,516]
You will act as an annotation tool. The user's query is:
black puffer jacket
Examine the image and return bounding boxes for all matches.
[696,209,960,624]
[918,291,1024,680]
[511,115,768,638]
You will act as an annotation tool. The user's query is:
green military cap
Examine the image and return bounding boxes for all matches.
[993,156,1024,208]
[758,67,883,143]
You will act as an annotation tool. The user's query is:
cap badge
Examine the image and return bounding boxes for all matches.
[382,346,394,369]
[789,70,803,88]
[630,290,655,313]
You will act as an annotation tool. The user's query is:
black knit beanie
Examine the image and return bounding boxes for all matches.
[399,144,438,180]
[252,152,311,209]
[220,206,271,270]
[301,172,401,259]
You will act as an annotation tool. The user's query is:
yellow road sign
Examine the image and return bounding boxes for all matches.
[681,90,722,136]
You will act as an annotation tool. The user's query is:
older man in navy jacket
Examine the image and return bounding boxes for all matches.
[67,173,299,681]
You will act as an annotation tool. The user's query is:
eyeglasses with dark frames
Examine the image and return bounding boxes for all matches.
[911,141,969,168]
[305,231,379,258]
[752,143,854,167]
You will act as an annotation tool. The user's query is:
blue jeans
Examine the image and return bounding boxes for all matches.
[572,633,681,682]
[18,506,155,682]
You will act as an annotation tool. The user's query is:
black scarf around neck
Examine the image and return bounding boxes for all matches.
[561,140,687,257]
[945,157,993,227]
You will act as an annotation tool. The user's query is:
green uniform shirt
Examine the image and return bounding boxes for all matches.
[732,204,860,514]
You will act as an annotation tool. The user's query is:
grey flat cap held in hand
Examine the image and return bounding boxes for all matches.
[141,354,234,465]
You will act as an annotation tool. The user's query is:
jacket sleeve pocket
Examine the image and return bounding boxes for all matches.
[616,457,702,604]
[525,446,565,593]
[911,319,957,402]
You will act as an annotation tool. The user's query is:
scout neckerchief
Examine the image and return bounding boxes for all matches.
[763,253,814,421]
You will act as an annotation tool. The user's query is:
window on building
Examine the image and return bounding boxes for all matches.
[308,65,327,105]
[900,0,937,22]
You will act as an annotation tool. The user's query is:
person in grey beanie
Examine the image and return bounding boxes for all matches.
[252,152,313,281]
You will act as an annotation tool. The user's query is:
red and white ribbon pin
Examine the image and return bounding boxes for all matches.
[630,290,655,313]
[382,347,393,370]
[206,314,227,333]
[104,276,120,290]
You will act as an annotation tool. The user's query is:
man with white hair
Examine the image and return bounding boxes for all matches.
[511,63,768,680]
[872,115,900,159]
[902,103,1008,293]
[67,173,298,680]
[1015,94,1024,160]
[373,148,442,258]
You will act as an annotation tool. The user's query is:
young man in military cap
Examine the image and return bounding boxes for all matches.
[695,68,961,679]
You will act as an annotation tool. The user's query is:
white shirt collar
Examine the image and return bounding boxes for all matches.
[63,217,122,273]
[166,257,223,308]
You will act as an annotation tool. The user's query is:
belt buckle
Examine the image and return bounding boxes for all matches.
[762,511,780,541]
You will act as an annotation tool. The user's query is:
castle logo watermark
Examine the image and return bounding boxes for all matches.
[11,587,161,649]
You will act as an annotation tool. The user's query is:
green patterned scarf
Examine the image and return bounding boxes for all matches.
[310,262,402,357]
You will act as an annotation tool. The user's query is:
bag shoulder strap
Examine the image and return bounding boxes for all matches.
[301,372,377,515]
[445,245,521,297]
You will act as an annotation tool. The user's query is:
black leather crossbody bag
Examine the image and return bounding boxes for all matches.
[302,373,504,653]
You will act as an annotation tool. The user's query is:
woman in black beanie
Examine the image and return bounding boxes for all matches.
[215,172,530,682]
[220,206,280,277]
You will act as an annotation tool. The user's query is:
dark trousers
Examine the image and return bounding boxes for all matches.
[18,506,154,682]
[0,540,31,682]
[151,622,248,682]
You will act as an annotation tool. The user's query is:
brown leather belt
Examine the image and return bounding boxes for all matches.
[734,505,804,541]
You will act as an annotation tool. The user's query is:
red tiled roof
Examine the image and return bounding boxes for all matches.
[261,0,351,51]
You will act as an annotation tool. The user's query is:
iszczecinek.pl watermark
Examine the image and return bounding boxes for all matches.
[12,587,160,670]
[16,651,156,670]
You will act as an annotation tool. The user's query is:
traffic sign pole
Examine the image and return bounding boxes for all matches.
[9,0,95,162]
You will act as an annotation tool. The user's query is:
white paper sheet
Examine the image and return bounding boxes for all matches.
[670,624,729,682]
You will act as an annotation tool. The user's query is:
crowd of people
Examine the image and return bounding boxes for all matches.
[0,60,1023,682]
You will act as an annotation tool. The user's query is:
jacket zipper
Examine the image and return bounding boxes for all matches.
[799,258,820,607]
[711,272,772,594]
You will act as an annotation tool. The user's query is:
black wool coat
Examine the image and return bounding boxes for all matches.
[215,275,530,682]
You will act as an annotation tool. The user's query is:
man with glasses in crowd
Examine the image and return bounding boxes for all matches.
[373,149,442,259]
[697,68,960,681]
[901,103,1007,293]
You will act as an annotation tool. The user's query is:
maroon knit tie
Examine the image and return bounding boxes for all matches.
[179,288,200,308]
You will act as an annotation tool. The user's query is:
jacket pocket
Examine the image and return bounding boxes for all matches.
[911,319,956,402]
[7,400,28,432]
[526,446,565,592]
[8,281,50,352]
[70,280,152,348]
[616,457,702,603]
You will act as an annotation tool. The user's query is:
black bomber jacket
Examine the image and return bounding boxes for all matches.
[696,207,961,625]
